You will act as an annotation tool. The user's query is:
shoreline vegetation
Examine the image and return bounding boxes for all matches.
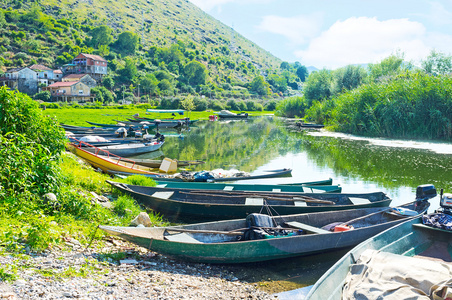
[276,54,452,142]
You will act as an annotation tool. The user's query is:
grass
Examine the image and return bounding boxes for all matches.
[44,107,273,126]
[0,151,168,255]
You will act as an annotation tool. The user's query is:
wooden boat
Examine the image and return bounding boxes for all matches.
[66,142,160,175]
[126,118,184,128]
[153,181,342,193]
[296,122,325,128]
[108,168,293,182]
[107,158,205,168]
[306,186,443,300]
[66,135,149,147]
[306,217,452,300]
[83,140,164,157]
[85,121,156,129]
[106,180,392,221]
[60,124,119,132]
[99,200,429,264]
[217,110,248,119]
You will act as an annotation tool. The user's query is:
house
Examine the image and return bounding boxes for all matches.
[29,64,61,87]
[62,53,107,82]
[43,81,92,102]
[0,67,38,95]
[62,73,97,88]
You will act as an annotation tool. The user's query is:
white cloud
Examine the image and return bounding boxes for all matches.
[294,17,432,69]
[256,13,324,44]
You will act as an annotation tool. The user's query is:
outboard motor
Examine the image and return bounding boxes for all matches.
[416,184,437,201]
[440,188,452,215]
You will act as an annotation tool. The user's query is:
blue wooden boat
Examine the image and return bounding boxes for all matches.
[306,185,445,300]
[153,181,342,193]
[107,180,393,221]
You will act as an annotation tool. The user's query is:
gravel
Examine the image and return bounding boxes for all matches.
[0,237,276,299]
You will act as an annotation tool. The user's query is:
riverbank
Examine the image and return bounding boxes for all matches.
[0,237,274,299]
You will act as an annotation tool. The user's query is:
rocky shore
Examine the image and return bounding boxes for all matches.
[0,237,275,300]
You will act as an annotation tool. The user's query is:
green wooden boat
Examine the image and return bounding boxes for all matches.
[99,200,429,264]
[154,181,342,193]
[107,180,392,221]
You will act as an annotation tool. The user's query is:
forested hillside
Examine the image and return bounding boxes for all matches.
[0,0,309,105]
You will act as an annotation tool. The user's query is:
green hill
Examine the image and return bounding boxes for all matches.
[0,0,306,101]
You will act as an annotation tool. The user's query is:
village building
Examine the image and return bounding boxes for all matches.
[0,67,38,95]
[43,81,92,103]
[62,53,108,82]
[62,73,97,88]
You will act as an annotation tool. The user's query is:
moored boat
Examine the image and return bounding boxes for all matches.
[84,140,164,157]
[99,197,430,264]
[66,142,160,175]
[107,180,392,221]
[108,168,292,182]
[305,185,445,300]
[216,110,248,119]
[153,181,342,193]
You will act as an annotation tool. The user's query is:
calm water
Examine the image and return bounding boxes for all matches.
[133,116,452,293]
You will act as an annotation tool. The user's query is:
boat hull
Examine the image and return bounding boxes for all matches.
[306,217,452,300]
[107,181,391,221]
[100,203,427,263]
[66,144,159,175]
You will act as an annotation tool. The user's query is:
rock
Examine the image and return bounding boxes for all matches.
[119,259,139,265]
[130,212,152,227]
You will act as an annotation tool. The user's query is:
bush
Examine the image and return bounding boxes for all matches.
[194,97,207,111]
[33,91,51,102]
[208,100,224,110]
[0,87,66,199]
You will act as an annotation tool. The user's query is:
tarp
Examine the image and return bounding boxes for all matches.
[146,109,185,115]
[342,249,452,299]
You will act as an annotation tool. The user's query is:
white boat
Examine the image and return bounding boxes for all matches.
[85,141,164,157]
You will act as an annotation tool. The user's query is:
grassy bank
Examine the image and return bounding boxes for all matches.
[44,106,273,126]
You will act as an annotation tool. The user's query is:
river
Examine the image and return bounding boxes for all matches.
[132,116,452,293]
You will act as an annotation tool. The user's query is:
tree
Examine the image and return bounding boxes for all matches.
[140,74,159,96]
[267,74,287,93]
[303,69,333,104]
[116,57,138,84]
[33,91,51,102]
[280,61,290,70]
[158,79,174,96]
[181,95,195,117]
[249,76,271,96]
[296,65,309,82]
[184,60,207,86]
[89,25,113,48]
[113,31,139,56]
[332,65,367,95]
[421,50,452,76]
[368,53,406,82]
[102,76,115,90]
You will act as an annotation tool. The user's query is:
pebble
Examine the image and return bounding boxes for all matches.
[0,239,275,299]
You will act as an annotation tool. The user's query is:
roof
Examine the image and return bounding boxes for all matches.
[63,74,87,79]
[47,81,81,88]
[53,69,63,74]
[28,64,52,71]
[6,67,27,73]
[75,53,107,62]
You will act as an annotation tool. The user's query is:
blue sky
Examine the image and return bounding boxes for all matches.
[188,0,452,69]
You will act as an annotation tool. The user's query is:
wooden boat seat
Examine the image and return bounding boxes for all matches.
[152,191,174,199]
[348,197,371,205]
[285,221,331,234]
[245,198,264,205]
[164,232,203,243]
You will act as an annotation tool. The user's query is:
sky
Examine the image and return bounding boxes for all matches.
[188,0,452,69]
